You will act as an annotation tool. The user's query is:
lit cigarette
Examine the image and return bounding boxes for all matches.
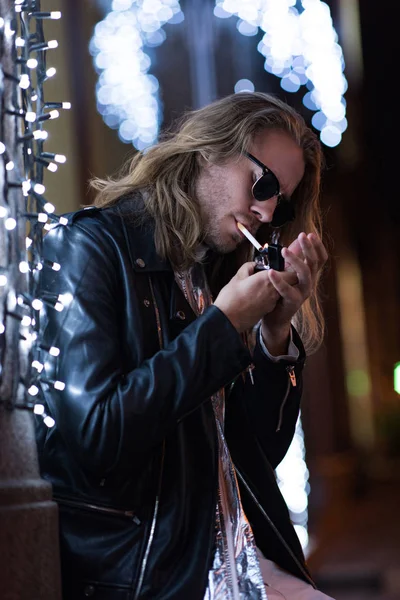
[237,222,261,251]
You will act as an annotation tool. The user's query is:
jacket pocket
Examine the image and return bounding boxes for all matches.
[56,497,144,597]
[55,496,141,524]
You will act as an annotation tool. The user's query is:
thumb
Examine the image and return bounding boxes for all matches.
[235,261,256,280]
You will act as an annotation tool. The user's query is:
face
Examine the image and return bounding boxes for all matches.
[195,129,305,254]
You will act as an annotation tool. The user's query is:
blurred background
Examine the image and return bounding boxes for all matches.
[39,1,400,598]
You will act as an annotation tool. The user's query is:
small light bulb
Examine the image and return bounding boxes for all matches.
[0,275,7,286]
[5,218,17,230]
[19,261,30,273]
[27,58,38,69]
[0,206,7,217]
[49,110,59,119]
[46,67,56,78]
[21,315,32,326]
[6,161,15,171]
[62,102,71,109]
[25,111,37,122]
[32,299,43,310]
[32,360,44,372]
[51,11,62,19]
[49,346,60,356]
[26,237,33,248]
[22,181,31,196]
[34,183,46,195]
[54,154,66,163]
[28,385,39,396]
[38,213,48,223]
[59,292,73,306]
[47,40,58,49]
[19,74,30,89]
[0,142,5,154]
[44,416,55,428]
[44,202,55,213]
[54,381,65,390]
[33,130,48,140]
[52,262,61,271]
[34,404,45,415]
[47,162,58,172]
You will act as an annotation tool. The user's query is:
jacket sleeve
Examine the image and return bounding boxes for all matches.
[38,219,252,476]
[225,326,306,470]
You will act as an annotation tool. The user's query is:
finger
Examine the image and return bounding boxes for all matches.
[308,233,328,265]
[235,261,256,279]
[298,233,319,272]
[268,270,303,305]
[281,248,311,291]
[278,270,299,286]
[287,237,303,259]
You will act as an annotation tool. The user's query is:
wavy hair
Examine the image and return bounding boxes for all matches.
[90,92,325,353]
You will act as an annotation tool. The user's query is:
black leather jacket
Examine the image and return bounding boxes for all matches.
[35,200,313,600]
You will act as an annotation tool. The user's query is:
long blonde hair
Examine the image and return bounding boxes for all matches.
[90,92,325,353]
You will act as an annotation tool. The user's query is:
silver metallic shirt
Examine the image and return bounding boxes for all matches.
[174,265,267,600]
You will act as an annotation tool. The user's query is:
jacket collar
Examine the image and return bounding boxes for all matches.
[113,197,172,273]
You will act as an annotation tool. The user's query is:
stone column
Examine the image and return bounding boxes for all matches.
[0,0,62,597]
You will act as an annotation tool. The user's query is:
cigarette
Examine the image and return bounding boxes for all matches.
[237,222,262,251]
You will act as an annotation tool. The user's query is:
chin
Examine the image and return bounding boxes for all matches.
[206,235,239,255]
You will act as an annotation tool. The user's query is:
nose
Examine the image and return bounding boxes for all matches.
[250,195,279,223]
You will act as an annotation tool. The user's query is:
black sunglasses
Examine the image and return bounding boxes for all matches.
[244,151,295,228]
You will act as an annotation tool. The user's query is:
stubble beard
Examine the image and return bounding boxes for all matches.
[203,216,241,254]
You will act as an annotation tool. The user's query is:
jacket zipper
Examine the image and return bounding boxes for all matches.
[54,496,141,524]
[234,467,316,589]
[276,365,296,432]
[134,278,166,599]
[148,276,163,349]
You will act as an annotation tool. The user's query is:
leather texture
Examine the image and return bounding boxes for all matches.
[35,197,310,600]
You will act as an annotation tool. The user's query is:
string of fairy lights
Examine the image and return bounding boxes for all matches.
[215,0,348,148]
[92,0,347,150]
[0,0,69,427]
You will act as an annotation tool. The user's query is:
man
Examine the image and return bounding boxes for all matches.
[36,92,331,599]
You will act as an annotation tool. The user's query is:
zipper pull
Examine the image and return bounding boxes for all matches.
[248,363,255,385]
[287,365,297,387]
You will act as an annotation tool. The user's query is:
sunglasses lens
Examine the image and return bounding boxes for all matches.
[253,174,279,201]
[270,201,295,228]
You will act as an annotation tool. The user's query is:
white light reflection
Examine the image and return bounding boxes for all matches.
[215,0,347,148]
[275,415,310,552]
[90,0,184,150]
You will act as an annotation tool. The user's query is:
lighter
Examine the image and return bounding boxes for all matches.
[237,222,285,272]
[254,244,285,272]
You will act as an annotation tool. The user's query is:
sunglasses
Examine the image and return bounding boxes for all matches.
[244,151,295,228]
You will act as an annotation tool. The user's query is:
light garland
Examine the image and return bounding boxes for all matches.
[90,0,184,150]
[214,0,348,148]
[0,0,70,427]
